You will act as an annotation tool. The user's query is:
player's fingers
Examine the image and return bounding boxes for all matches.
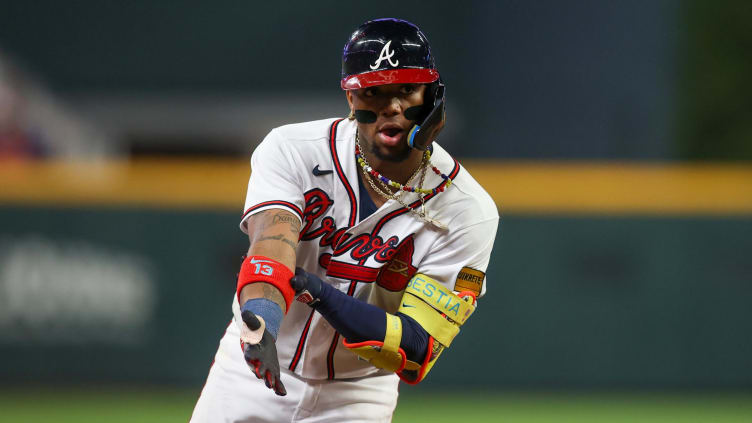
[250,367,260,379]
[274,378,287,396]
[241,310,262,330]
[290,274,306,293]
[264,371,273,389]
[248,360,262,379]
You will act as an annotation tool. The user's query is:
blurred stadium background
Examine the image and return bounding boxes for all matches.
[1,1,751,422]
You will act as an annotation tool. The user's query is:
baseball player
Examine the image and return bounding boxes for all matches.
[191,18,499,422]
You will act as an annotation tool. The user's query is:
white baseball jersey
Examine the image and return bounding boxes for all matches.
[193,117,499,422]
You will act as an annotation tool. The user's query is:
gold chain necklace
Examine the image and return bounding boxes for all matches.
[356,132,447,230]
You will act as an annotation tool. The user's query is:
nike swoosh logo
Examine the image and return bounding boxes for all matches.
[313,165,333,176]
[249,258,272,264]
[401,303,415,308]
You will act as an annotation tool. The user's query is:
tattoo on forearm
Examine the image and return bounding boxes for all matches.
[262,283,283,301]
[258,234,297,250]
[261,283,286,311]
[250,211,301,237]
[272,213,302,233]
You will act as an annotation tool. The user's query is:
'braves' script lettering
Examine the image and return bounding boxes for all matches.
[300,189,410,264]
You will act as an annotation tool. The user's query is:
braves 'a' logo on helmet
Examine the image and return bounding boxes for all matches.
[370,40,399,70]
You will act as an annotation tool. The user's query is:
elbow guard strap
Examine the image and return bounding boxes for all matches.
[397,273,477,384]
[237,256,295,313]
[342,313,407,372]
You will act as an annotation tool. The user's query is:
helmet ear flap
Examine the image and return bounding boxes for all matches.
[404,81,442,122]
[407,81,446,150]
[427,80,443,107]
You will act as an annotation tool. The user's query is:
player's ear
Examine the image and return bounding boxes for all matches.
[345,91,355,120]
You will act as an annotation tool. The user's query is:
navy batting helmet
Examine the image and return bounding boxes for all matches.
[341,18,446,150]
[341,18,439,90]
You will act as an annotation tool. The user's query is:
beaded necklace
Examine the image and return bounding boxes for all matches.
[367,153,425,202]
[355,137,454,195]
[355,132,450,229]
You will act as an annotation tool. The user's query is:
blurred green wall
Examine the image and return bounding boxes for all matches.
[677,0,752,160]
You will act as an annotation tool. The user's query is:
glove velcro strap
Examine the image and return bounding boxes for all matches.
[342,313,406,372]
[237,256,295,313]
[405,274,476,326]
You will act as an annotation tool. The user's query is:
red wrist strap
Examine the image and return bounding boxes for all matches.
[237,256,295,313]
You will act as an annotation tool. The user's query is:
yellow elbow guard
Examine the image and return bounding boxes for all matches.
[343,273,476,383]
[398,273,476,384]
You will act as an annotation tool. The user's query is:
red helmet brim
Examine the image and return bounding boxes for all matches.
[341,68,439,90]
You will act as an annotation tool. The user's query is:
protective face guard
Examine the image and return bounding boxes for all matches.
[407,83,446,151]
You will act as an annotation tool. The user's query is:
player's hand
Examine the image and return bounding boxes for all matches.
[240,309,287,396]
[290,267,324,307]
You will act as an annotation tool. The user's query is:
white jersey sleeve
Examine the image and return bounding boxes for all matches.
[416,217,499,298]
[240,128,305,232]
